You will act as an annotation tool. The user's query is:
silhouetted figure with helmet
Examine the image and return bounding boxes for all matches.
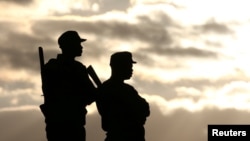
[40,30,96,141]
[96,51,150,141]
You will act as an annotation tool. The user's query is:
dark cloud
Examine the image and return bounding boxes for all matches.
[0,11,229,78]
[29,12,174,67]
[143,46,217,57]
[29,16,173,68]
[205,40,223,47]
[133,46,218,70]
[0,47,40,71]
[1,105,250,141]
[0,78,41,108]
[0,0,33,5]
[0,79,34,91]
[194,19,234,35]
[98,0,130,12]
[0,24,55,71]
[31,16,172,46]
[0,81,41,111]
[133,78,176,99]
[133,77,209,100]
[136,14,173,45]
[32,10,175,45]
[133,50,187,69]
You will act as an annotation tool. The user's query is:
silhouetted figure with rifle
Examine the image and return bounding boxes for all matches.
[39,30,96,141]
[96,51,150,141]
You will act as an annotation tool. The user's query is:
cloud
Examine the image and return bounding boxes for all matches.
[136,72,241,91]
[133,78,176,99]
[0,1,249,141]
[194,19,234,35]
[29,10,223,74]
[0,47,40,71]
[140,46,218,58]
[0,4,229,75]
[98,0,131,12]
[0,94,41,109]
[0,78,34,91]
[140,80,250,114]
[0,22,56,71]
[0,0,33,5]
[28,12,174,68]
[0,88,42,109]
[1,104,250,141]
[0,77,42,109]
[31,15,172,46]
[50,0,132,16]
[0,67,246,114]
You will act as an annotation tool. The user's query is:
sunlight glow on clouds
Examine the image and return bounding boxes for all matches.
[173,0,250,22]
[176,86,201,97]
[0,105,39,112]
[36,0,91,15]
[2,1,250,141]
[135,58,240,83]
[142,80,250,115]
[0,0,250,121]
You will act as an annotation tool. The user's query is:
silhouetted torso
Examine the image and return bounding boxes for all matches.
[41,54,96,141]
[40,30,96,141]
[43,54,95,122]
[96,51,150,141]
[97,78,150,141]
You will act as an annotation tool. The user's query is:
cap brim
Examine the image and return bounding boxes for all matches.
[80,38,87,42]
[132,61,137,64]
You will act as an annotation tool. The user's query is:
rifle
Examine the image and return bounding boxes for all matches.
[38,47,45,84]
[38,47,46,115]
[87,65,102,87]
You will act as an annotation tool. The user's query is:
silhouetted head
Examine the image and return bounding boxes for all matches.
[58,30,87,57]
[110,51,136,80]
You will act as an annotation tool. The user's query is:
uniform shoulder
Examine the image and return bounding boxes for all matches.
[74,60,87,69]
[46,58,57,64]
[98,80,111,88]
[123,83,135,89]
[98,79,116,92]
[44,58,58,68]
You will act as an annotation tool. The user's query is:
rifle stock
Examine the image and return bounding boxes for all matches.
[87,65,102,88]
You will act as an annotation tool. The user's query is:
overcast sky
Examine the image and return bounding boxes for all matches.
[1,0,250,141]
